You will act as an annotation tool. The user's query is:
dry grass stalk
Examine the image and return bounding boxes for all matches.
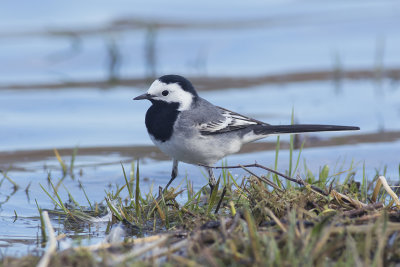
[37,211,57,267]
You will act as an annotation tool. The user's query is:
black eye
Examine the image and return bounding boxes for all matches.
[162,90,169,96]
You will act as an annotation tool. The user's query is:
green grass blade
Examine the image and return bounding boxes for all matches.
[293,140,305,179]
[288,107,295,186]
[39,183,62,210]
[54,148,67,176]
[274,136,282,188]
[135,159,141,219]
[361,161,367,201]
[2,172,19,189]
[35,199,46,242]
[79,181,93,210]
[62,184,82,210]
[105,197,123,221]
[121,162,133,200]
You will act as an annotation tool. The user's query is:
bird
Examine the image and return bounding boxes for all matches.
[134,74,359,193]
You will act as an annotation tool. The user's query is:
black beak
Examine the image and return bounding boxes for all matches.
[133,93,152,100]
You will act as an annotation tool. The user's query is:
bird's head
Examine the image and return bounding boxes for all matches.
[133,75,198,111]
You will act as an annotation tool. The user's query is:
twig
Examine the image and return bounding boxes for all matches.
[37,211,57,267]
[331,222,400,233]
[355,211,398,223]
[83,233,180,252]
[207,163,327,196]
[209,163,371,209]
[342,202,383,217]
[146,239,188,260]
[239,165,283,192]
[378,176,400,207]
[330,190,368,208]
[114,234,169,263]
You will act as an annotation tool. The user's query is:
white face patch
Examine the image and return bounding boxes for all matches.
[147,80,194,111]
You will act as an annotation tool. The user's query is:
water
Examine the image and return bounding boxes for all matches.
[1,80,399,150]
[1,0,400,257]
[1,1,400,82]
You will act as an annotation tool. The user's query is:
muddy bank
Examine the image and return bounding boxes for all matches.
[1,68,399,91]
[1,130,399,171]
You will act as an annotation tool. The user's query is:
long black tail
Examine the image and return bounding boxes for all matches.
[253,124,360,135]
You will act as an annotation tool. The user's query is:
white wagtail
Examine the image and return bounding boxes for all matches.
[134,75,359,192]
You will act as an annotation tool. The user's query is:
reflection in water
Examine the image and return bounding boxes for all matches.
[106,38,122,82]
[46,34,82,64]
[374,36,386,95]
[145,25,157,79]
[187,47,208,75]
[331,51,343,95]
[0,171,19,210]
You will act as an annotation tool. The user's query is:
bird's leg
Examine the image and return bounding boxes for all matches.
[163,159,178,193]
[207,167,217,195]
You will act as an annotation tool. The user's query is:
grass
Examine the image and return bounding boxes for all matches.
[2,145,400,266]
[8,169,400,266]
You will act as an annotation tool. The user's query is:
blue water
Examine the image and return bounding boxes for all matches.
[0,1,399,82]
[1,80,399,151]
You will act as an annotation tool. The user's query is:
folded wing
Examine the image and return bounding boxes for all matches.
[197,107,266,135]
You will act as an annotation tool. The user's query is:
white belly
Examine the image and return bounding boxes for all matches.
[150,133,242,166]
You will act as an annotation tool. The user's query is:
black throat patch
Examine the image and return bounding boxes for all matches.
[145,101,180,142]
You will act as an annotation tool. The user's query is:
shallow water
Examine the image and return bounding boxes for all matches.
[1,79,399,151]
[1,1,400,82]
[1,0,400,257]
